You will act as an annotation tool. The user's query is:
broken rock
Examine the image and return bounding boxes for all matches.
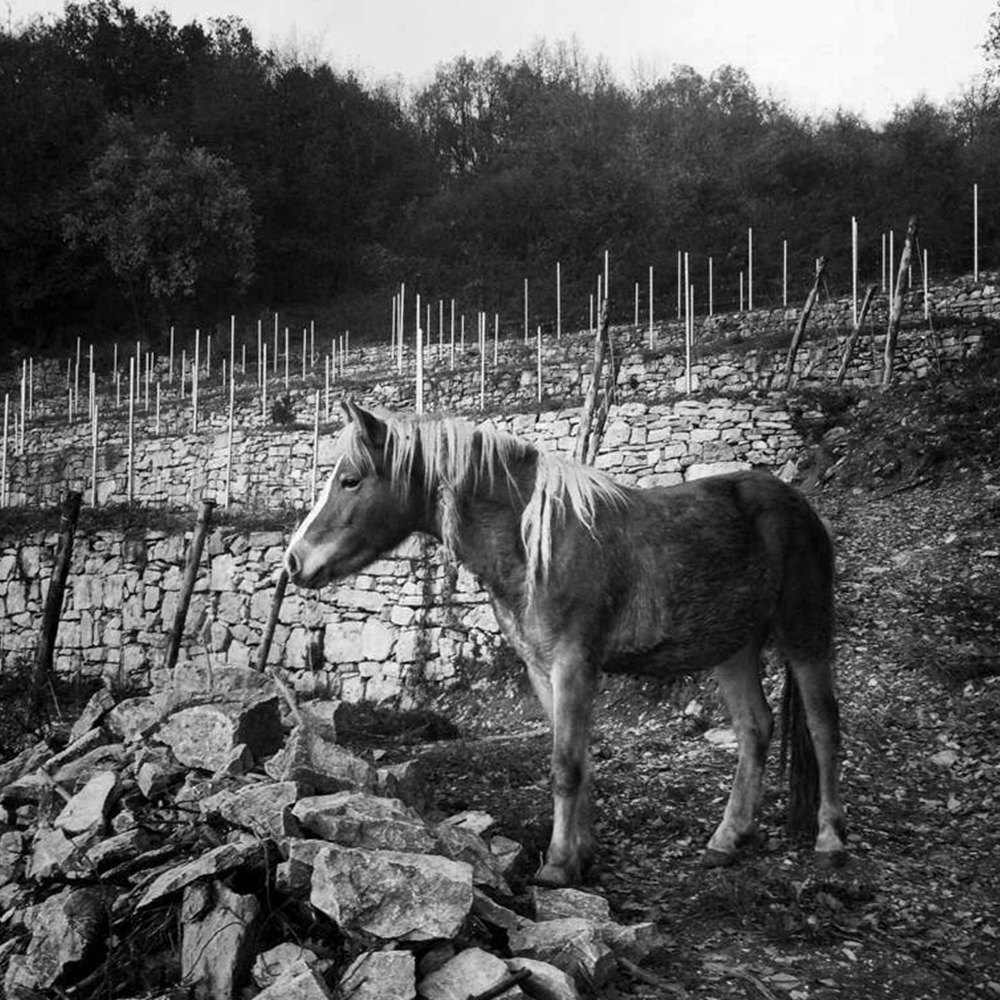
[251,964,333,1000]
[156,695,282,772]
[509,917,616,989]
[507,957,582,1000]
[54,770,118,836]
[181,881,259,1000]
[418,947,522,1000]
[531,886,611,922]
[266,724,375,793]
[201,780,301,839]
[292,791,437,853]
[137,838,267,910]
[310,845,473,941]
[338,950,417,1000]
[253,942,325,990]
[16,886,106,992]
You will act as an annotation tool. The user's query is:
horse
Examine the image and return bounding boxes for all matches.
[284,401,846,887]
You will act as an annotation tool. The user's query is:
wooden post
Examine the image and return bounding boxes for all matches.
[974,182,979,282]
[835,283,878,385]
[311,390,321,502]
[127,357,135,505]
[883,216,919,390]
[648,265,654,347]
[782,256,827,388]
[90,404,99,506]
[415,293,424,414]
[31,491,82,712]
[852,216,858,327]
[536,325,542,404]
[165,499,216,674]
[1,393,8,507]
[523,278,529,344]
[255,568,288,673]
[574,299,612,464]
[556,261,562,340]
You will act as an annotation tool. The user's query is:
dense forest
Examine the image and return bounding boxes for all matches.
[4,0,1000,352]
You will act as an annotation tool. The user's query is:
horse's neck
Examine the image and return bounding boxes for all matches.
[429,453,534,600]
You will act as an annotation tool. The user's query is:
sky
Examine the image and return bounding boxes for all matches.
[9,0,999,124]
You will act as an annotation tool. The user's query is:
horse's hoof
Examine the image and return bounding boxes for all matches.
[816,849,848,870]
[532,862,577,888]
[700,848,736,869]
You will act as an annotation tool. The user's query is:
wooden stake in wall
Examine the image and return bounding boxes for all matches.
[127,357,135,505]
[31,490,82,713]
[883,216,919,390]
[785,256,828,388]
[311,390,321,503]
[974,182,979,282]
[165,499,216,674]
[91,404,99,507]
[536,325,542,404]
[1,394,9,507]
[415,293,424,414]
[556,261,562,340]
[648,265,654,347]
[852,216,859,327]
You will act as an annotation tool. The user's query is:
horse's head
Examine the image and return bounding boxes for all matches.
[284,401,423,589]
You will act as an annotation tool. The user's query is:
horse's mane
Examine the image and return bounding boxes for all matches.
[342,412,625,590]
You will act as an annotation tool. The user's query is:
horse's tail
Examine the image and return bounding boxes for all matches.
[780,657,819,841]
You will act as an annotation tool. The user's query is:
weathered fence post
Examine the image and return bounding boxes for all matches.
[574,299,612,464]
[164,498,216,675]
[32,491,82,712]
[883,216,919,390]
[782,256,826,388]
[255,568,288,674]
[835,283,878,385]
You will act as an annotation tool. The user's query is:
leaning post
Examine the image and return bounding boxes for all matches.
[164,498,216,675]
[883,216,919,390]
[31,491,83,713]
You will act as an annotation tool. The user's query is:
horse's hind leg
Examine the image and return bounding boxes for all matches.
[785,654,847,865]
[703,642,773,867]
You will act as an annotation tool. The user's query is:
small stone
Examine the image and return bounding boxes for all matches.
[418,947,518,1000]
[338,950,416,1000]
[54,771,118,836]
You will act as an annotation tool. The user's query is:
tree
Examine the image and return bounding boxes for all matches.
[62,118,255,325]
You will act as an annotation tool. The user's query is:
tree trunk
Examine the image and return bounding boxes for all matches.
[574,299,612,465]
[883,216,919,390]
[835,283,878,385]
[783,257,826,388]
[32,491,82,713]
[164,498,216,674]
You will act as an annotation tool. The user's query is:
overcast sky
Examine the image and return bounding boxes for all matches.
[10,0,998,123]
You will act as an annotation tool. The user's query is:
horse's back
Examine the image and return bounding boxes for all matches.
[570,469,833,674]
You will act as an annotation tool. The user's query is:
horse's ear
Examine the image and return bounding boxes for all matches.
[341,400,386,449]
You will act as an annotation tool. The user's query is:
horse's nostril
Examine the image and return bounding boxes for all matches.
[285,549,300,580]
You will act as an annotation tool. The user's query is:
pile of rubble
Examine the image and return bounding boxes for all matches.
[0,666,664,999]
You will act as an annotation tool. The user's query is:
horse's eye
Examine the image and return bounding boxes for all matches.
[340,474,362,491]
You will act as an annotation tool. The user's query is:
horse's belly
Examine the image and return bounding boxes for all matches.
[602,636,742,676]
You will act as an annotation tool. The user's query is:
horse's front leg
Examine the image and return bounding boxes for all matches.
[530,644,599,887]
